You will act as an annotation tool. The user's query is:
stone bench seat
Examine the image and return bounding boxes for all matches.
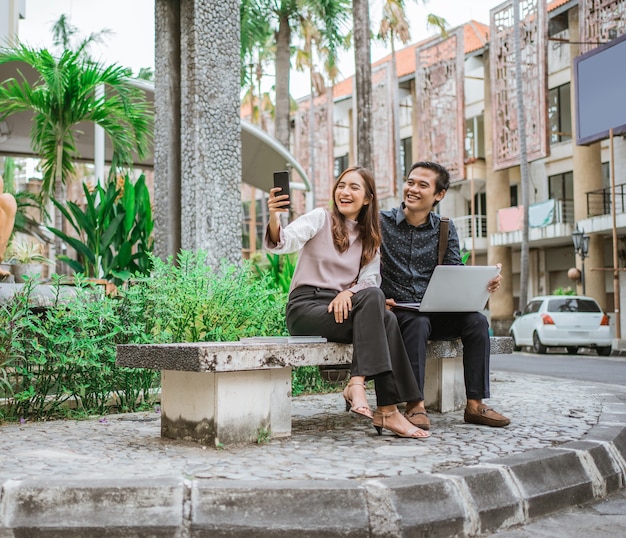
[116,337,513,446]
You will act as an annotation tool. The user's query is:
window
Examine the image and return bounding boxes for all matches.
[548,83,572,144]
[602,162,610,189]
[548,172,574,200]
[400,137,412,177]
[465,115,485,160]
[334,154,349,178]
[549,171,574,223]
[523,300,542,315]
[510,185,518,207]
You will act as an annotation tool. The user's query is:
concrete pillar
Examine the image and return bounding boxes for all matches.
[154,0,181,260]
[154,0,242,267]
[484,49,515,332]
[570,7,606,306]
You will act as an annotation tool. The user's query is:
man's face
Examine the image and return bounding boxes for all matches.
[403,167,446,212]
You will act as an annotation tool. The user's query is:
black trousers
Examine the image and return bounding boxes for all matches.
[393,310,491,400]
[286,286,422,406]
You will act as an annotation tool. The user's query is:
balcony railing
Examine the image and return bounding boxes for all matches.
[586,185,626,216]
[453,215,487,241]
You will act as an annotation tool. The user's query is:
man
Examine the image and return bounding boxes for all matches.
[380,161,510,430]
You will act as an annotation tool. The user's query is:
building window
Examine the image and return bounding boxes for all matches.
[548,83,571,144]
[548,171,574,200]
[602,162,610,189]
[510,185,518,207]
[549,171,574,224]
[334,154,349,178]
[400,137,412,177]
[465,115,485,160]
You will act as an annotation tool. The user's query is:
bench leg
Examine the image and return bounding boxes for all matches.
[160,368,292,446]
[423,355,466,413]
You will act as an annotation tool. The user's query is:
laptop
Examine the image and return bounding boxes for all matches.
[395,265,501,313]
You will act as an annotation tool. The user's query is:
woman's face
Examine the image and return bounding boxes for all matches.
[334,170,371,221]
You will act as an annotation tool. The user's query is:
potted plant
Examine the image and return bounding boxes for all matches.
[6,239,52,283]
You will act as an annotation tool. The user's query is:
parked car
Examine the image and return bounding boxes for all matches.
[510,295,612,356]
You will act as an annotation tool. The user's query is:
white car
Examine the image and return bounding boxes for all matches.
[510,295,612,356]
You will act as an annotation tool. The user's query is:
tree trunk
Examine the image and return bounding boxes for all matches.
[53,141,67,275]
[274,14,291,149]
[513,0,530,308]
[352,0,373,170]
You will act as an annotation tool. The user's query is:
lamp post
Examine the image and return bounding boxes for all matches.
[572,227,590,295]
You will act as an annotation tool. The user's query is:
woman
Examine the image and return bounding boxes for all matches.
[265,166,429,439]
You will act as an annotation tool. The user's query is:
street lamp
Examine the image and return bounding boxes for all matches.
[572,227,590,295]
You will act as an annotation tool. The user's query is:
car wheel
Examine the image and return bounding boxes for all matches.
[597,346,612,357]
[566,346,579,355]
[533,332,547,354]
[511,332,521,352]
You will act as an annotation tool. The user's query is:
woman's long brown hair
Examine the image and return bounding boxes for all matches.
[330,166,381,267]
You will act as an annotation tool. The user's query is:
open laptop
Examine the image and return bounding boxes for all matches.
[395,265,500,313]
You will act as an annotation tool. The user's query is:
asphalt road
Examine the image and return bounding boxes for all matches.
[492,350,626,386]
[486,348,626,536]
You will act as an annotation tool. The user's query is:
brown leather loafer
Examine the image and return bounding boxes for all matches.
[405,410,431,431]
[464,404,510,427]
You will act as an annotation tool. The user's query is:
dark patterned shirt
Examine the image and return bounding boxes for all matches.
[380,205,462,302]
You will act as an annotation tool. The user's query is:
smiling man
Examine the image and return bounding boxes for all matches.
[379,161,510,431]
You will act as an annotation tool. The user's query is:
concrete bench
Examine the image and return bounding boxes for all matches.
[116,337,513,446]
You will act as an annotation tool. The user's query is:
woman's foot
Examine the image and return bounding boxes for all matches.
[343,380,373,419]
[372,408,430,439]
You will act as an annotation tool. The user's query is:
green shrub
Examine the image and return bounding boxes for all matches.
[0,250,342,422]
[125,250,289,342]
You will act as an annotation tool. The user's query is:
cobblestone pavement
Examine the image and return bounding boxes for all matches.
[1,369,618,485]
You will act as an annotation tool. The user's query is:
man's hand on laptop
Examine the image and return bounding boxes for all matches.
[487,263,503,294]
[385,298,397,311]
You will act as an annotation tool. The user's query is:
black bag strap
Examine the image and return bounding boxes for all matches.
[438,217,449,265]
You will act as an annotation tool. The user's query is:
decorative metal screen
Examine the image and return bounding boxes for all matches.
[414,29,465,180]
[294,92,335,207]
[489,0,548,170]
[580,0,626,53]
[368,63,395,199]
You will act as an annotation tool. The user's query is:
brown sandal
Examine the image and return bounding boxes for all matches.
[405,410,431,431]
[373,409,430,439]
[343,381,373,419]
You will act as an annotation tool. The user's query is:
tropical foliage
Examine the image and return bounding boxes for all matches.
[240,0,350,147]
[0,43,153,272]
[47,174,153,284]
[0,252,293,421]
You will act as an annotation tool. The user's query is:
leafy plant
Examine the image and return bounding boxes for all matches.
[554,286,576,296]
[0,274,158,421]
[126,250,288,343]
[253,252,297,294]
[47,174,153,284]
[6,239,52,264]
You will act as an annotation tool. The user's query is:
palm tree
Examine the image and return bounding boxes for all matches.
[512,0,530,308]
[352,0,373,170]
[241,0,349,149]
[0,44,152,270]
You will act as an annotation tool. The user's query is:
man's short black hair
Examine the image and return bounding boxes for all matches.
[408,161,450,194]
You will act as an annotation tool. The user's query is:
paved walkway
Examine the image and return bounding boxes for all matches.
[1,368,626,536]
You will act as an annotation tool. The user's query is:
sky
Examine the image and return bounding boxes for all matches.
[17,0,505,99]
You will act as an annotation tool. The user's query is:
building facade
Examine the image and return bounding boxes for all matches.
[290,0,626,337]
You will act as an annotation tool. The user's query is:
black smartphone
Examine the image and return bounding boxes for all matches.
[273,170,290,208]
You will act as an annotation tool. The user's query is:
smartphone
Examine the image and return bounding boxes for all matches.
[273,170,290,208]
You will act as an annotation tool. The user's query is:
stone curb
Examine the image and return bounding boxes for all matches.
[1,401,625,536]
